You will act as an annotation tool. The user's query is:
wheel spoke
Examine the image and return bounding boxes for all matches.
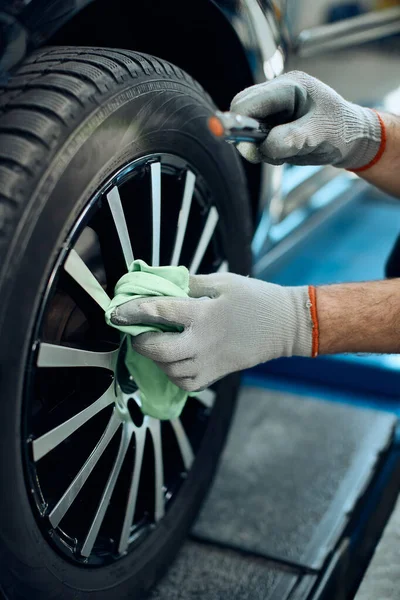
[151,162,161,267]
[118,428,146,554]
[49,412,120,528]
[189,206,219,274]
[106,186,134,269]
[170,170,196,266]
[64,249,110,311]
[170,418,194,470]
[37,343,118,370]
[32,384,115,462]
[217,260,229,273]
[81,422,133,557]
[196,388,216,408]
[28,154,224,564]
[148,419,165,521]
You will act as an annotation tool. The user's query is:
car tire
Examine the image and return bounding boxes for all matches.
[0,47,252,599]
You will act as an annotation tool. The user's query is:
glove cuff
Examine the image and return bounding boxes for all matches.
[284,285,316,358]
[336,106,384,170]
[348,110,387,172]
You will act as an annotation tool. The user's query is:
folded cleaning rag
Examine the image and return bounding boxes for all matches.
[105,260,190,420]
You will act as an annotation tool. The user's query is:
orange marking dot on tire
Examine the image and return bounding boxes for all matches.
[208,116,225,137]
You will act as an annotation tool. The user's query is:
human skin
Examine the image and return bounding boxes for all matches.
[317,112,400,356]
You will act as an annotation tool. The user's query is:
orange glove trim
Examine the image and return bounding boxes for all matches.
[308,285,319,358]
[350,110,387,173]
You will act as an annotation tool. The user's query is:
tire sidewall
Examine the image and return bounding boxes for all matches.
[0,78,251,597]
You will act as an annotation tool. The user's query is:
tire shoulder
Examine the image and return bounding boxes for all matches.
[0,47,214,269]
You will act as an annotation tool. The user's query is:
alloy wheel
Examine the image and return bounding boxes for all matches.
[24,153,228,566]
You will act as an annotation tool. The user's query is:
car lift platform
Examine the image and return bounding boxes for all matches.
[151,383,400,600]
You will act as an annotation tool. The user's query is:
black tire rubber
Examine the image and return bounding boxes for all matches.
[0,47,252,599]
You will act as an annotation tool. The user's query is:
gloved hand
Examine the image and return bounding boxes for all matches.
[230,70,382,170]
[111,273,314,392]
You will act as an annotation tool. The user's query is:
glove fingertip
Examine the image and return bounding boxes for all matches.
[230,87,251,110]
[236,141,262,164]
[110,299,146,325]
[110,307,126,325]
[260,126,296,163]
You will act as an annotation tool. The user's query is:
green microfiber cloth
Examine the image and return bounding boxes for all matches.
[105,260,190,421]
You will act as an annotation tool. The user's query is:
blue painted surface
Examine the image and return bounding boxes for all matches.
[263,190,400,286]
[248,353,400,401]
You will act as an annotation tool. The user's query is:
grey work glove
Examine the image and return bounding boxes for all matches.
[230,70,382,169]
[111,273,313,392]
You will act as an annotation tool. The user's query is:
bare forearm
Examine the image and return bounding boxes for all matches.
[359,112,400,198]
[317,279,400,355]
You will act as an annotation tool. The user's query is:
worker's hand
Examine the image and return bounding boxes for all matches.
[111,273,313,392]
[230,70,382,170]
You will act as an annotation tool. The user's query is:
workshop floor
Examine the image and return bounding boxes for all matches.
[355,494,400,600]
[151,386,398,600]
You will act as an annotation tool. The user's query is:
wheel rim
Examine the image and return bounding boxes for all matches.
[23,153,229,566]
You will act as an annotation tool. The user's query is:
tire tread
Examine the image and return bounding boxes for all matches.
[0,46,212,268]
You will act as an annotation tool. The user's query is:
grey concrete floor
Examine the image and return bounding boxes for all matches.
[355,495,400,600]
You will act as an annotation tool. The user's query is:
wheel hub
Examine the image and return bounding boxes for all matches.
[113,335,139,422]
